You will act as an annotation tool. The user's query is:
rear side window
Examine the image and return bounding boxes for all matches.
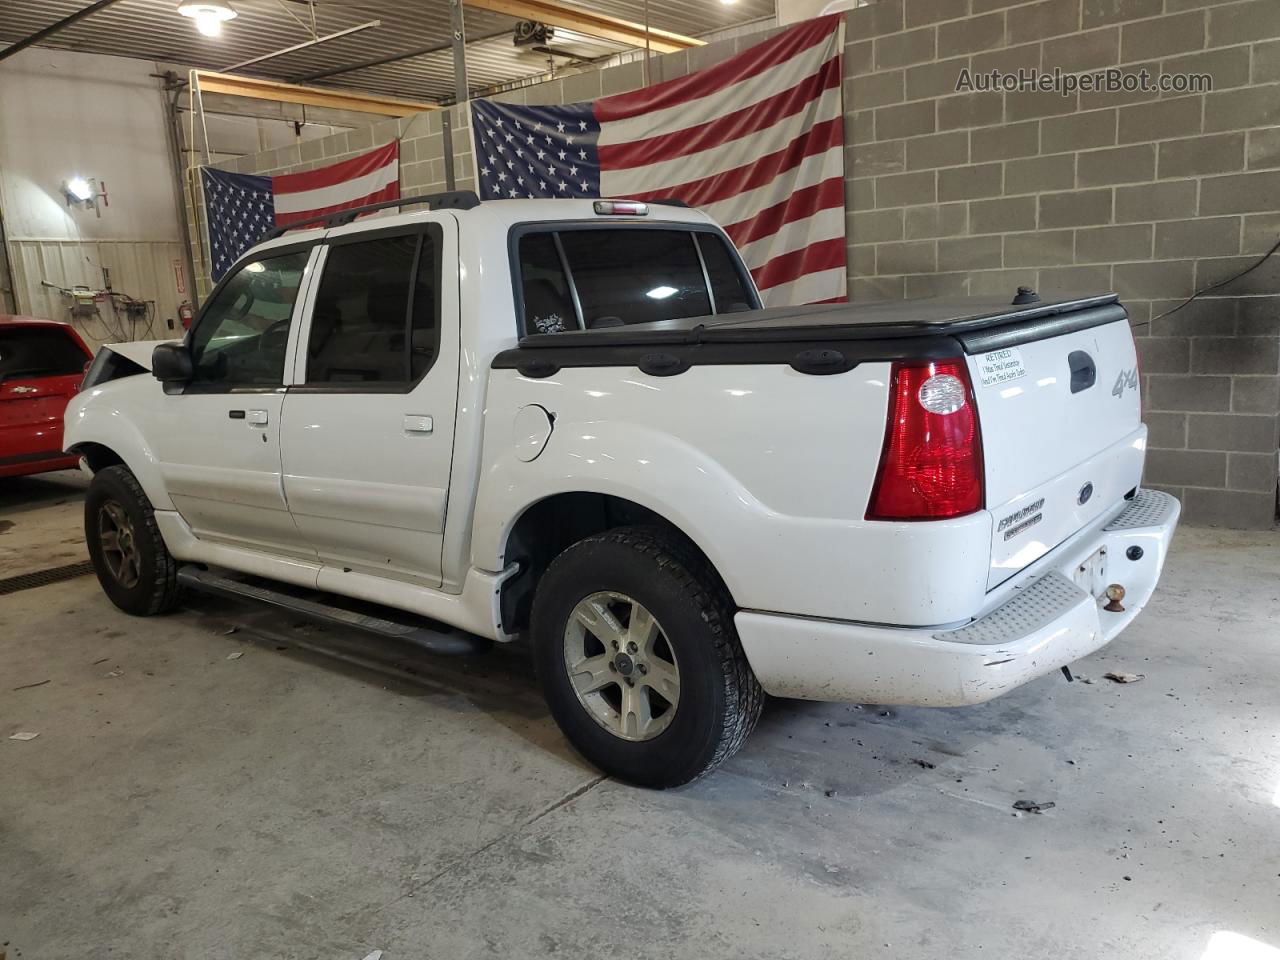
[306,229,440,386]
[698,234,756,314]
[519,233,576,335]
[515,228,755,335]
[0,327,88,381]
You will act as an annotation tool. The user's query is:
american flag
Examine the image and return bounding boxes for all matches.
[201,167,275,282]
[201,142,400,281]
[471,15,846,306]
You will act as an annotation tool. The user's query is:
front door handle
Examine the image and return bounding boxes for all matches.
[403,414,433,434]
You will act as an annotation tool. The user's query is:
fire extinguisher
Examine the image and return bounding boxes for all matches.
[178,301,195,330]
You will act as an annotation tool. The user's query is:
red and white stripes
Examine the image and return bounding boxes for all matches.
[596,16,847,306]
[273,141,400,228]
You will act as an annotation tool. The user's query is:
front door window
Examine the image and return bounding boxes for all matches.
[189,251,310,387]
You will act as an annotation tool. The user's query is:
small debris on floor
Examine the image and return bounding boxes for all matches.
[1012,799,1055,814]
[91,657,109,665]
[12,679,50,692]
[104,670,122,678]
[8,731,39,741]
[361,950,383,960]
[223,626,238,636]
[1104,672,1145,684]
[911,758,936,769]
[226,651,244,660]
[824,788,837,798]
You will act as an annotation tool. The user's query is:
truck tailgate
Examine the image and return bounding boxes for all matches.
[963,317,1143,588]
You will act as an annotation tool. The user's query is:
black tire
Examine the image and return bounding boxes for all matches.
[85,464,180,616]
[531,526,763,788]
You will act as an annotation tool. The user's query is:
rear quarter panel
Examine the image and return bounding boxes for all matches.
[473,363,995,626]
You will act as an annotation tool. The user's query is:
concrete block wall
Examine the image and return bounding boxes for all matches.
[844,0,1279,528]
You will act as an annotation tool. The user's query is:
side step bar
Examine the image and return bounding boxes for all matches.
[177,566,489,656]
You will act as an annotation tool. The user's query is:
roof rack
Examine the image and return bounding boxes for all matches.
[258,189,480,243]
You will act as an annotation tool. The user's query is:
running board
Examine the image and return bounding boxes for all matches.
[177,566,489,656]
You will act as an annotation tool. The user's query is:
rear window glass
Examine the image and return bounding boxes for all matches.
[0,327,87,381]
[515,228,754,335]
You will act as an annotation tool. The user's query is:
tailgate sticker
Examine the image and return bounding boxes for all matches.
[978,347,1027,387]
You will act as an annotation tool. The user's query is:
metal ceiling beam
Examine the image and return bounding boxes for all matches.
[289,25,513,84]
[0,0,125,63]
[463,0,704,54]
[193,70,438,116]
[221,19,383,72]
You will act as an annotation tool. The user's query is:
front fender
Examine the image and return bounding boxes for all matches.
[64,380,174,511]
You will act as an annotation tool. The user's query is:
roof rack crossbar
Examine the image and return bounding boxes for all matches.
[257,189,480,242]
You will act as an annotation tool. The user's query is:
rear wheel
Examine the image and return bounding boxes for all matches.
[85,465,180,616]
[531,527,763,788]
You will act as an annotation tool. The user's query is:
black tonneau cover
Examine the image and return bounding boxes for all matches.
[494,293,1128,378]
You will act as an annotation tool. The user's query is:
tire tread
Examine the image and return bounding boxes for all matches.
[538,525,763,786]
[88,465,180,616]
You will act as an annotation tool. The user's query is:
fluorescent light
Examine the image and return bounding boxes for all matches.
[646,285,678,299]
[66,177,93,201]
[178,2,237,37]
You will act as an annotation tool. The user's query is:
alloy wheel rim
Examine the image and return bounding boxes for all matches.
[98,500,141,589]
[562,591,681,742]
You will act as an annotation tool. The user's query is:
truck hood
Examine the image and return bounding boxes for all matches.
[102,338,179,370]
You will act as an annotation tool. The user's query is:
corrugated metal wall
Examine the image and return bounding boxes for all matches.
[8,238,187,346]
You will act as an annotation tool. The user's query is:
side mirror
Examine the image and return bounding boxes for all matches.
[152,343,193,383]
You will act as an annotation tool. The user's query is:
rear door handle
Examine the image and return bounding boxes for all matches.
[403,415,433,434]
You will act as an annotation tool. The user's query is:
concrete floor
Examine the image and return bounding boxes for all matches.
[2,476,1278,960]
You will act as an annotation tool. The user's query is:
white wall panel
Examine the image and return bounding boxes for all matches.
[8,239,186,346]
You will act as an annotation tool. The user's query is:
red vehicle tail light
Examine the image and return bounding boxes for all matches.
[866,359,984,521]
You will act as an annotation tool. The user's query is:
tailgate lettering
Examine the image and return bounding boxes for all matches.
[1112,367,1138,398]
[997,498,1045,533]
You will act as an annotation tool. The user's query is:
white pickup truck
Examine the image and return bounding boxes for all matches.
[65,192,1180,787]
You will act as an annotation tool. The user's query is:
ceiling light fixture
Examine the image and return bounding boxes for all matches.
[178,1,237,37]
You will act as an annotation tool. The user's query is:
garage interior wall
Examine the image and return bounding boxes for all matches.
[0,47,188,345]
[189,0,1279,529]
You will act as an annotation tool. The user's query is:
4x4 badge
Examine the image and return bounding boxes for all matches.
[1112,367,1138,398]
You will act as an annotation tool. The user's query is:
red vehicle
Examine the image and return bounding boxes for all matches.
[0,316,94,479]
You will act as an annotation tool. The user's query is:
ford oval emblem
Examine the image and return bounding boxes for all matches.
[1078,482,1094,505]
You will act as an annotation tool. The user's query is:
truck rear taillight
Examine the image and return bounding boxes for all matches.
[866,359,984,521]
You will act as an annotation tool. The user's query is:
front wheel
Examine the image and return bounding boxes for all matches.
[531,527,763,788]
[85,465,180,616]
